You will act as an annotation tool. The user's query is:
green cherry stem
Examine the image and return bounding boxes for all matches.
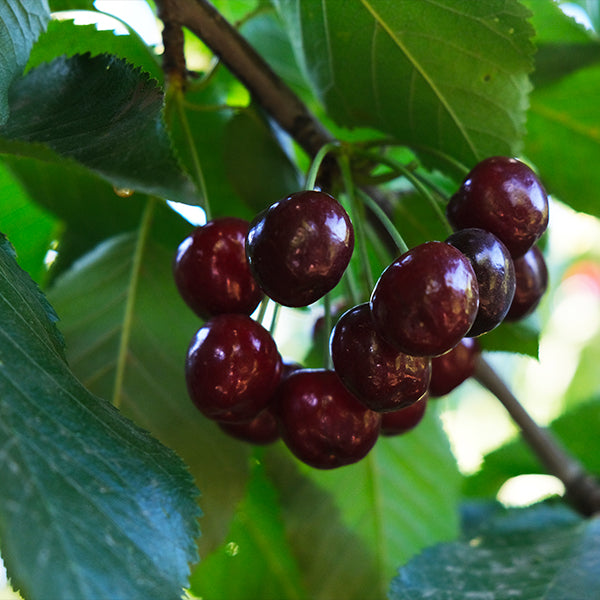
[269,302,281,337]
[304,141,341,190]
[256,295,270,326]
[338,153,375,292]
[356,188,409,255]
[362,151,452,235]
[173,87,212,220]
[323,293,333,370]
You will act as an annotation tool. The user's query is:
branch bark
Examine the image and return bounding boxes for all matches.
[475,356,600,516]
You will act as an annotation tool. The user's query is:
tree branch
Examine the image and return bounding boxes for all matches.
[155,0,334,159]
[475,356,600,516]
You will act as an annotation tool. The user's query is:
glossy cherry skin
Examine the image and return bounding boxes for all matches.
[173,217,263,319]
[381,395,428,436]
[446,157,549,258]
[275,369,381,469]
[446,228,516,337]
[217,360,302,444]
[505,245,549,320]
[370,242,479,357]
[185,314,282,423]
[245,190,354,307]
[429,338,481,397]
[330,303,431,412]
[218,408,279,445]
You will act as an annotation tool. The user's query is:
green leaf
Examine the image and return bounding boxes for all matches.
[523,0,600,87]
[525,63,600,218]
[223,106,302,214]
[390,502,600,599]
[0,159,58,285]
[0,1,49,126]
[464,398,600,498]
[190,458,309,600]
[0,53,197,205]
[273,0,534,168]
[47,217,251,556]
[0,234,200,600]
[27,19,163,81]
[264,408,461,600]
[2,155,190,277]
[479,319,541,358]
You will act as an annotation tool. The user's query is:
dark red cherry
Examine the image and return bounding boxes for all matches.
[370,242,479,357]
[429,338,481,397]
[381,395,428,436]
[218,408,279,445]
[185,314,282,423]
[330,303,431,412]
[446,156,549,258]
[505,245,549,320]
[173,217,263,319]
[446,228,516,337]
[245,190,354,307]
[275,369,381,469]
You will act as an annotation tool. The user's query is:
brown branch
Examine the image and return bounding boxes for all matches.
[154,0,334,160]
[475,356,600,516]
[156,1,188,86]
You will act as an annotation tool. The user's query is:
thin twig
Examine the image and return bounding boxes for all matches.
[475,356,600,516]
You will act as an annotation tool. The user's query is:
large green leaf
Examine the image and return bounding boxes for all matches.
[262,408,461,600]
[0,160,58,284]
[0,53,198,205]
[273,0,534,168]
[0,1,49,125]
[190,457,309,600]
[27,19,162,81]
[525,62,600,218]
[2,155,190,277]
[464,398,600,498]
[47,213,251,556]
[390,502,600,599]
[0,234,200,600]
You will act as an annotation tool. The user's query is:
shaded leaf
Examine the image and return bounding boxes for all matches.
[0,234,200,600]
[274,0,534,169]
[47,223,251,556]
[264,408,461,600]
[390,502,599,599]
[190,457,309,600]
[0,53,197,204]
[0,1,49,125]
[479,319,541,358]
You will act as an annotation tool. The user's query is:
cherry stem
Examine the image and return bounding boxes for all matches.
[338,153,375,293]
[323,294,333,370]
[256,296,270,326]
[304,141,341,190]
[356,188,408,254]
[475,356,600,517]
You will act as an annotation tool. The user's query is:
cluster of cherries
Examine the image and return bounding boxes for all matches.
[173,156,549,469]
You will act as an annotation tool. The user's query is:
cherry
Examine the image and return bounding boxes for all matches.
[446,157,549,258]
[275,369,381,469]
[446,228,516,337]
[185,314,282,423]
[380,395,428,436]
[218,408,279,445]
[173,217,263,319]
[245,190,354,307]
[505,245,549,320]
[370,241,479,357]
[216,359,301,445]
[429,338,481,397]
[330,303,431,412]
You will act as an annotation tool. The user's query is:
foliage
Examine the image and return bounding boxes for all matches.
[0,1,599,599]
